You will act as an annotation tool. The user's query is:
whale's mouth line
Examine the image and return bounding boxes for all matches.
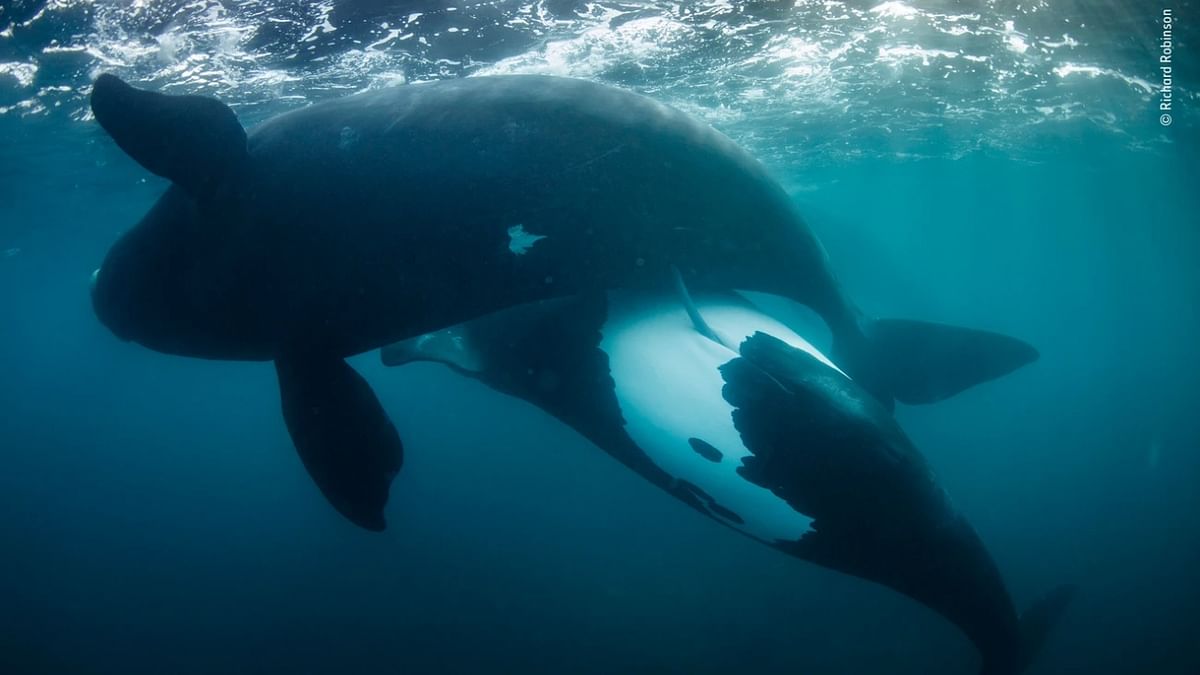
[90,267,100,290]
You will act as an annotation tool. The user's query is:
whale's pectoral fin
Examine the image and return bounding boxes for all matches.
[842,318,1039,407]
[275,355,403,532]
[380,296,597,376]
[90,73,247,200]
[380,326,484,375]
[670,265,729,348]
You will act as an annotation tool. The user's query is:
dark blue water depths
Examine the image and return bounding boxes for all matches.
[2,2,1198,674]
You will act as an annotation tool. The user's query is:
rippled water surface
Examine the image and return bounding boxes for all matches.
[2,0,1194,160]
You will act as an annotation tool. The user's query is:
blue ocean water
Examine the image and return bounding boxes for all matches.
[1,2,1197,674]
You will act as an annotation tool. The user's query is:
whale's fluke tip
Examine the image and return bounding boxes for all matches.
[90,73,247,200]
[844,318,1040,407]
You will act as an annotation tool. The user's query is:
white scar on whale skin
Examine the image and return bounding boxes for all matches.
[507,224,547,255]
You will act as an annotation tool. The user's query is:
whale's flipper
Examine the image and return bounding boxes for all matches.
[670,265,729,348]
[1006,584,1077,675]
[275,356,402,532]
[90,73,247,200]
[842,318,1039,407]
[380,325,483,375]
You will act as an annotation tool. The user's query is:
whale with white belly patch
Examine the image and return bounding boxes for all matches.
[381,290,1075,675]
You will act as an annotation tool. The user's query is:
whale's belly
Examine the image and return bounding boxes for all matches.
[599,292,845,543]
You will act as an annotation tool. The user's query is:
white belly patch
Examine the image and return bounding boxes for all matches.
[600,291,844,544]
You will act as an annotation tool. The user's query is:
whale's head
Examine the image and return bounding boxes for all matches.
[89,74,261,358]
[91,186,209,353]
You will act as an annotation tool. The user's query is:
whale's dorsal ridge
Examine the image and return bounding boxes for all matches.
[91,73,247,200]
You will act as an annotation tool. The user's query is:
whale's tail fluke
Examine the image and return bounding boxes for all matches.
[91,73,247,201]
[836,317,1039,408]
[980,584,1078,675]
[1014,584,1077,674]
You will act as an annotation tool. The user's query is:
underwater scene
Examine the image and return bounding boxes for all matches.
[1,1,1197,674]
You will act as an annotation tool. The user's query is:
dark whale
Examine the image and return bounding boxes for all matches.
[381,290,1074,675]
[88,73,1037,530]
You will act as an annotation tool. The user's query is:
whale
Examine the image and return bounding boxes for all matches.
[380,287,1074,675]
[87,73,1038,530]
